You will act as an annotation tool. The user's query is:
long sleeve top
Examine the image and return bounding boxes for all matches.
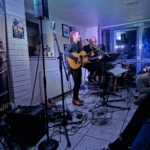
[64,41,82,61]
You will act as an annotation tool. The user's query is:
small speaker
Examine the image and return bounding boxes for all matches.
[121,34,126,42]
[33,0,49,19]
[6,106,46,146]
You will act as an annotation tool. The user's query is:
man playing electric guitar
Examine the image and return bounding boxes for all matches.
[83,36,103,84]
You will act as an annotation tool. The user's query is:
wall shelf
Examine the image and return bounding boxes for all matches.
[0,91,8,97]
[0,69,7,74]
[0,50,5,52]
[2,59,7,62]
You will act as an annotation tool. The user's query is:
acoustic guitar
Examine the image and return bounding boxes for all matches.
[66,50,93,69]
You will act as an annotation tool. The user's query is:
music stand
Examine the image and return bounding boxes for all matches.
[90,53,121,95]
[101,53,123,96]
[89,52,130,112]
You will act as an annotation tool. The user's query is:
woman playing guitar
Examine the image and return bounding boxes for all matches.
[64,30,85,106]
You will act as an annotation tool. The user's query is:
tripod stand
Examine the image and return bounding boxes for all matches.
[0,119,15,150]
[89,52,130,112]
[38,19,58,150]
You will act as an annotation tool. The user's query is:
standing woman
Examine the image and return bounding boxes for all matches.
[64,30,84,106]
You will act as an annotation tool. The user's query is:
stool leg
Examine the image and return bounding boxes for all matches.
[114,78,117,92]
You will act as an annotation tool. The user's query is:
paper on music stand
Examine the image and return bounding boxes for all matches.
[107,67,128,76]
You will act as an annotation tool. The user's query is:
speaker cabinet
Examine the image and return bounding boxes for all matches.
[6,106,46,146]
[121,34,126,42]
[33,0,49,19]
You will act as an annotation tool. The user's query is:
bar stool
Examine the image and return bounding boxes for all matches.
[113,62,129,97]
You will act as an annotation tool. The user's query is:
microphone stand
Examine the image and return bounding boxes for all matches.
[38,18,58,150]
[89,47,130,112]
[51,23,83,148]
[52,24,71,147]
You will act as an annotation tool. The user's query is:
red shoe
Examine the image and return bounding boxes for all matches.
[77,99,84,103]
[72,100,83,106]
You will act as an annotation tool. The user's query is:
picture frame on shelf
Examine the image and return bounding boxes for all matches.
[70,26,76,33]
[62,24,70,38]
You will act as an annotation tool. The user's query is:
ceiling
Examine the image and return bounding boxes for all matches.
[25,0,150,28]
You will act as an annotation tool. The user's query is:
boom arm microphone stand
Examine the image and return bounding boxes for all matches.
[38,18,58,150]
[51,21,83,148]
[51,21,71,148]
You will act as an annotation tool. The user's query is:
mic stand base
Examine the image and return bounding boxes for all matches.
[51,119,82,148]
[38,139,58,150]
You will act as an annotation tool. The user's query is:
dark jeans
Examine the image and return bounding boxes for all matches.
[110,92,150,150]
[120,92,150,146]
[84,61,102,76]
[130,118,150,150]
[71,67,82,100]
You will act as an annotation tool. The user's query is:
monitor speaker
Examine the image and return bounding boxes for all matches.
[6,106,46,146]
[121,34,126,42]
[33,0,49,19]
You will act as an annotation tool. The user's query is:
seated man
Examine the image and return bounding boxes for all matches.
[134,71,150,105]
[83,36,102,84]
[101,92,150,150]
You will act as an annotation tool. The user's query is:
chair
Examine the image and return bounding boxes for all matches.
[113,62,129,96]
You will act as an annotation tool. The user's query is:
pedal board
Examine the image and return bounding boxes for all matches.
[48,105,72,122]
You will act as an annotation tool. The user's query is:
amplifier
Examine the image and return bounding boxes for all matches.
[6,105,46,146]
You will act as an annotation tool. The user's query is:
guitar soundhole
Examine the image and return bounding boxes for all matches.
[79,55,83,62]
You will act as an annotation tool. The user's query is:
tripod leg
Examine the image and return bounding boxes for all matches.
[0,124,15,150]
[106,104,130,110]
[89,104,103,112]
[63,126,71,147]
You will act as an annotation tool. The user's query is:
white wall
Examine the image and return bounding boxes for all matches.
[85,26,98,41]
[26,2,86,102]
[5,0,32,106]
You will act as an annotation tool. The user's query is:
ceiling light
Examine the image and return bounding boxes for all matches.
[126,1,138,6]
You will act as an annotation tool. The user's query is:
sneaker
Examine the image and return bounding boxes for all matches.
[88,76,94,84]
[133,100,140,105]
[100,143,111,150]
[72,100,83,106]
[77,99,84,103]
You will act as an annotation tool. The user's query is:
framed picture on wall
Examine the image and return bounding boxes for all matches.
[70,26,76,33]
[62,24,70,38]
[64,44,68,51]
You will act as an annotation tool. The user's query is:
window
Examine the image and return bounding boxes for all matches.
[26,21,40,56]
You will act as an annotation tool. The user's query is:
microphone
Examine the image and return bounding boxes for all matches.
[51,21,55,30]
[92,45,99,50]
[81,38,89,42]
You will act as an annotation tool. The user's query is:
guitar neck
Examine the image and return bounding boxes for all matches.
[83,49,97,58]
[89,56,98,60]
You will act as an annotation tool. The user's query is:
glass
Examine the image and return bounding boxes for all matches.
[141,27,150,58]
[115,29,137,59]
[101,30,110,52]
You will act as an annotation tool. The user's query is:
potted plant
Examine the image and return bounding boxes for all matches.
[44,45,51,57]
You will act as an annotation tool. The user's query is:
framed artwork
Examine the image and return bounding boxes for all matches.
[12,17,24,39]
[70,26,76,33]
[64,44,68,51]
[62,24,70,38]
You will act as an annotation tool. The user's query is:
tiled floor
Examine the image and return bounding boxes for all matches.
[2,87,138,150]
